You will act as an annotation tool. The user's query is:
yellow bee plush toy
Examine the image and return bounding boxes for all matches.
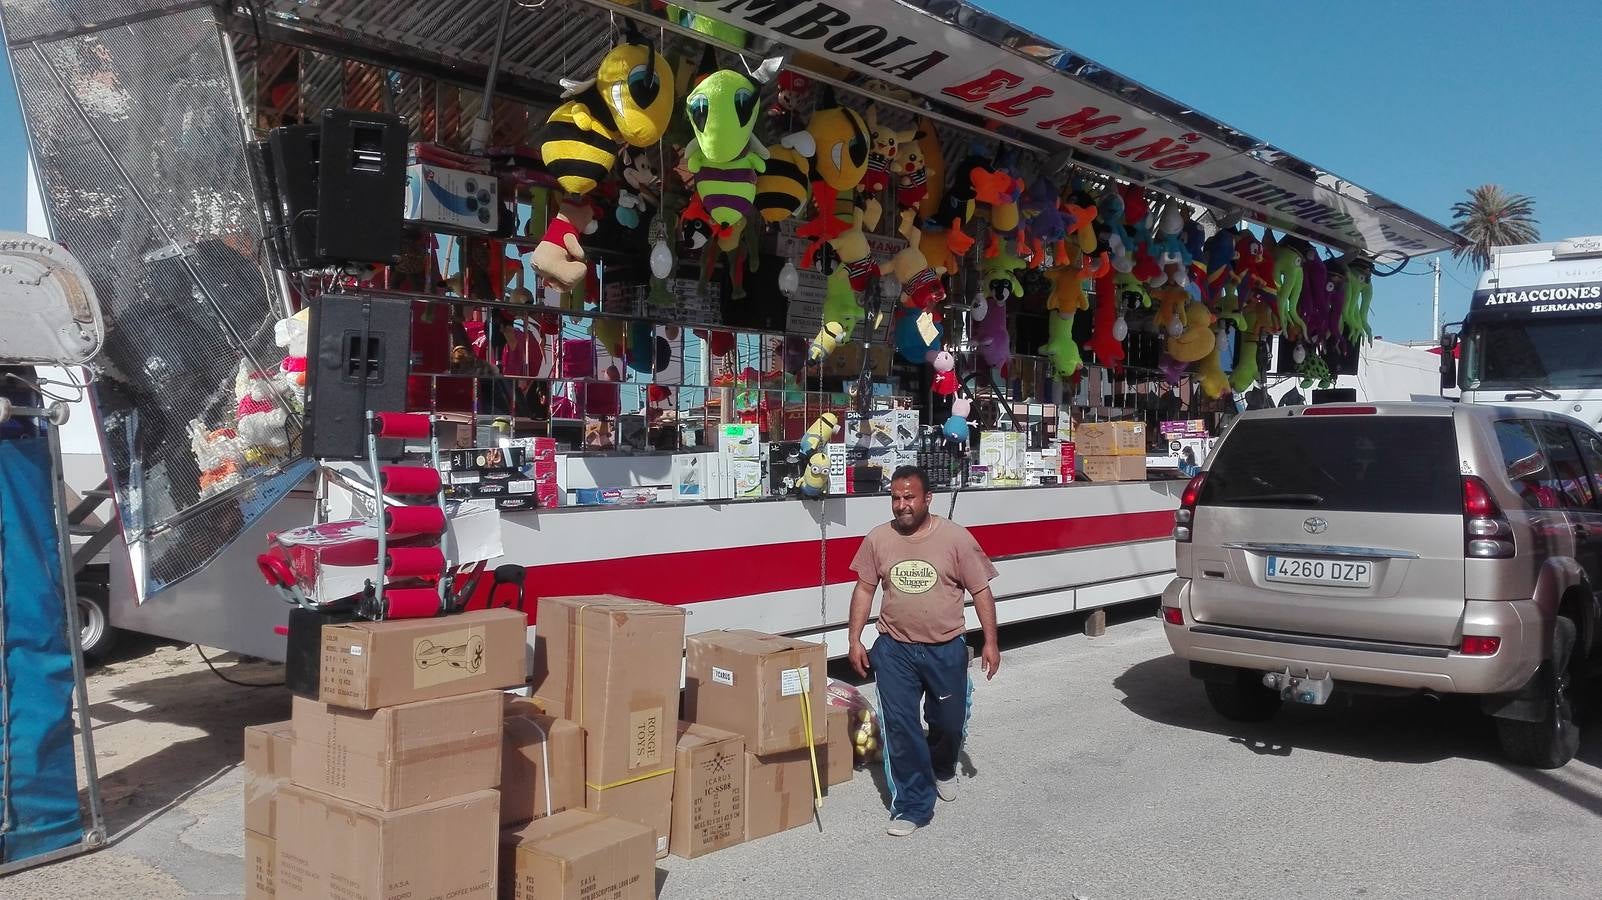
[538,35,676,196]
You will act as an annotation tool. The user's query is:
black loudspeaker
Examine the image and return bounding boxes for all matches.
[268,124,324,269]
[315,108,408,265]
[304,294,414,460]
[1312,388,1358,405]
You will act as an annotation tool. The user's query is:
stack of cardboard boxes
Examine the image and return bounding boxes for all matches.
[244,596,864,898]
[254,606,528,899]
[1076,421,1149,482]
[683,630,852,844]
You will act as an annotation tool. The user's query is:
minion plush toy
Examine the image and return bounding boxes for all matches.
[800,451,831,498]
[798,412,840,458]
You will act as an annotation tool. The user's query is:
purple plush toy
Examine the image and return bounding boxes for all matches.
[1299,250,1331,343]
[972,293,1012,371]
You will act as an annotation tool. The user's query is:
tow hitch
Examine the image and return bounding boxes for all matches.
[1262,668,1334,705]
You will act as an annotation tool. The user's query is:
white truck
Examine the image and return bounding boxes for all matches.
[1443,236,1602,426]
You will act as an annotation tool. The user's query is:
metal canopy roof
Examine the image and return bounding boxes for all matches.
[192,0,1454,258]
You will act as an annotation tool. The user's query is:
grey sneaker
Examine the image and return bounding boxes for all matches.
[886,817,919,837]
[936,776,958,802]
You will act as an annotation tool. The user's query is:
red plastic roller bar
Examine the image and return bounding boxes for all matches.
[385,547,445,578]
[383,505,446,536]
[383,587,442,619]
[371,412,432,439]
[379,465,443,495]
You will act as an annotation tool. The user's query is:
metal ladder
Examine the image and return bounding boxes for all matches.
[65,478,118,574]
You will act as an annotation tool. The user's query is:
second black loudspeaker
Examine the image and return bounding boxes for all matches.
[304,293,413,460]
[316,108,408,265]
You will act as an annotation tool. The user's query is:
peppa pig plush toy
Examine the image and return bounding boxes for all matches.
[942,396,972,450]
[931,350,959,396]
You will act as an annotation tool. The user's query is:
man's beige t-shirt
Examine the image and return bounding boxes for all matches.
[850,516,998,644]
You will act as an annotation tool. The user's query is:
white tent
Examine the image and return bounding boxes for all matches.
[1266,339,1447,405]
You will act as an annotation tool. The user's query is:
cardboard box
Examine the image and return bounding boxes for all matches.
[501,710,585,827]
[274,785,499,900]
[1078,454,1148,483]
[684,630,827,755]
[671,723,746,859]
[822,706,853,787]
[1076,421,1147,457]
[532,596,685,789]
[499,809,655,900]
[405,162,499,233]
[744,750,815,841]
[318,607,527,710]
[243,720,294,837]
[290,690,502,811]
[245,829,275,900]
[586,769,674,859]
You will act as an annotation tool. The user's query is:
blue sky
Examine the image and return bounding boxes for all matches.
[2,2,1598,341]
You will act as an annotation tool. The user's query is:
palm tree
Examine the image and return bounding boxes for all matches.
[1450,185,1540,271]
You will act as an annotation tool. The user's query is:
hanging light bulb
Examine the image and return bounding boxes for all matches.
[1112,315,1129,342]
[778,259,800,296]
[1167,317,1185,337]
[649,239,673,279]
[1293,343,1307,364]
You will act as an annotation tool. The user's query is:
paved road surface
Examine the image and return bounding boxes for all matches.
[8,606,1602,899]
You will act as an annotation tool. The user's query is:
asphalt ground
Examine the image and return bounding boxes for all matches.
[7,602,1602,899]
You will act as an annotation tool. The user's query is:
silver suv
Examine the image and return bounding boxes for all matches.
[1163,402,1601,768]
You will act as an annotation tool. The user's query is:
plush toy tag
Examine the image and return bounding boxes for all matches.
[915,311,939,346]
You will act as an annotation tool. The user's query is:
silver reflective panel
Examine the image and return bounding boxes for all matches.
[4,3,302,597]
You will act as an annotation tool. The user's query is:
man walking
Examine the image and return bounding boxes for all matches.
[849,465,1000,836]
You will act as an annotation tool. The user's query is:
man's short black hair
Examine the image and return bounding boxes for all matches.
[890,465,932,494]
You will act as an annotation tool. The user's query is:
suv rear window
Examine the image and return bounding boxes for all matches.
[1198,416,1460,514]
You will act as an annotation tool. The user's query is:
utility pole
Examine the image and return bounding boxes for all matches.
[1431,256,1441,339]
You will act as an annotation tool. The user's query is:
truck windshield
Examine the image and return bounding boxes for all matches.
[1463,318,1602,390]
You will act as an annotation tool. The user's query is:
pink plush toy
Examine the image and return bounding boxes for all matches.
[931,350,958,396]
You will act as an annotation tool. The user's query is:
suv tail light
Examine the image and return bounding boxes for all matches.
[1460,635,1501,656]
[1462,475,1514,559]
[1175,473,1207,543]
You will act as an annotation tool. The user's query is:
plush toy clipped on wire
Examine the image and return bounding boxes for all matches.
[861,104,918,198]
[537,31,676,196]
[881,209,947,312]
[799,451,831,498]
[942,395,972,452]
[533,197,597,292]
[685,64,775,239]
[799,412,840,458]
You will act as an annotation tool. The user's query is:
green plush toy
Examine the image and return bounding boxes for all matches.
[1114,270,1152,309]
[821,266,865,340]
[1299,352,1334,390]
[1230,304,1272,394]
[981,237,1028,301]
[1274,244,1306,337]
[686,70,767,167]
[1040,309,1084,377]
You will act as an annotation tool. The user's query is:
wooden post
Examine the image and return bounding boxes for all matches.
[1084,608,1107,637]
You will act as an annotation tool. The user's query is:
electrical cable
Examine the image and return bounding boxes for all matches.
[194,644,285,688]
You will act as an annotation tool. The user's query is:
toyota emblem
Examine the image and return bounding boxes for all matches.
[1303,517,1328,535]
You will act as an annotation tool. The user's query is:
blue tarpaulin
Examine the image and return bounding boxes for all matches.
[0,436,83,863]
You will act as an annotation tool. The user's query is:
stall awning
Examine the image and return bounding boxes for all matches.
[226,0,1460,259]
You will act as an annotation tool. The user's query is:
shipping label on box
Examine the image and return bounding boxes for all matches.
[499,809,656,900]
[671,723,746,859]
[501,710,586,827]
[274,785,499,900]
[318,606,526,710]
[684,630,827,756]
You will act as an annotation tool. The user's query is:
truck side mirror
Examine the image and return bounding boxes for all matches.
[1439,332,1458,391]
